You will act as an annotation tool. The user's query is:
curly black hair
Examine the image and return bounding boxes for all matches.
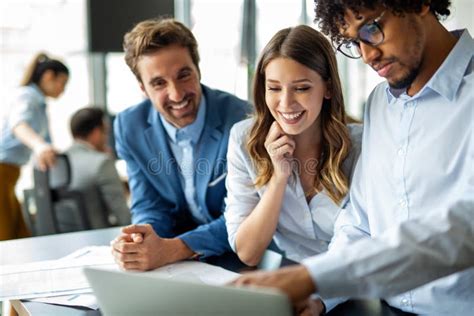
[314,0,451,44]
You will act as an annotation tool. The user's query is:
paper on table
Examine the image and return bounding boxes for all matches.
[27,293,99,310]
[143,260,240,285]
[1,244,240,310]
[24,257,240,310]
[0,246,116,301]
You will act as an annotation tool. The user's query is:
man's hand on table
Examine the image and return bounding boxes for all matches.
[231,264,323,314]
[110,224,195,271]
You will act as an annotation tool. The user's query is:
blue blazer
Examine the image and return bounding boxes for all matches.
[114,85,250,257]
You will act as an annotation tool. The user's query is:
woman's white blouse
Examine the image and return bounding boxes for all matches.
[224,118,362,262]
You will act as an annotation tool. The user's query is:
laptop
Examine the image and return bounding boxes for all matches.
[84,267,292,316]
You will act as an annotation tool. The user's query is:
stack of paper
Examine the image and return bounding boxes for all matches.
[1,245,240,310]
[0,246,116,301]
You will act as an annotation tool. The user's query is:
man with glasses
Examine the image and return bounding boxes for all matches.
[336,10,386,60]
[232,1,473,315]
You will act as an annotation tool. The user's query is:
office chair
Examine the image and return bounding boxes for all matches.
[21,188,37,235]
[33,154,91,235]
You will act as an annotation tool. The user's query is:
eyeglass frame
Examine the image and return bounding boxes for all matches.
[336,10,387,59]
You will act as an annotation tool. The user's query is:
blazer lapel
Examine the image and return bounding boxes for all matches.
[195,93,223,205]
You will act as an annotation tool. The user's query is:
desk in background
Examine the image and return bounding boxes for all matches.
[1,228,412,316]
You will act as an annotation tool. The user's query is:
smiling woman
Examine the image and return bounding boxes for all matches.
[247,25,354,203]
[224,25,363,312]
[264,57,330,137]
[225,24,361,266]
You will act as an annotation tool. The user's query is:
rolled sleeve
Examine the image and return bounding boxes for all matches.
[8,86,45,131]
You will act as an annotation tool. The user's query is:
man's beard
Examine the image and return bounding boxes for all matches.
[388,65,420,90]
[389,18,423,90]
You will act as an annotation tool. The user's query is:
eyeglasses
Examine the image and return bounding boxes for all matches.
[336,10,386,59]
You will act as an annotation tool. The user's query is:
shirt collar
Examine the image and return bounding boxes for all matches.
[385,29,473,104]
[160,94,207,144]
[385,86,404,104]
[74,139,96,151]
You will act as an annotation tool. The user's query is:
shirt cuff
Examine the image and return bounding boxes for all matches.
[302,251,359,299]
[178,231,206,258]
[321,297,347,313]
[310,292,346,313]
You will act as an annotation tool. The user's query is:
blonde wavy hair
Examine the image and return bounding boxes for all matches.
[247,25,352,204]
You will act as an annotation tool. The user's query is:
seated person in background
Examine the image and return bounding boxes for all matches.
[224,25,361,314]
[111,18,250,271]
[57,107,130,231]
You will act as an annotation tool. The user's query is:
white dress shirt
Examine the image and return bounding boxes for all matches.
[224,118,362,262]
[303,30,474,315]
[160,96,210,224]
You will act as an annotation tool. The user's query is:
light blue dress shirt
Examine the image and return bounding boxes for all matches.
[303,30,474,315]
[0,84,50,166]
[160,95,209,224]
[225,118,362,263]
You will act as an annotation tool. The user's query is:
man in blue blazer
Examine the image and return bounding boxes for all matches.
[111,18,249,271]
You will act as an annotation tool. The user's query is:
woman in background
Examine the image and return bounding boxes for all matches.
[224,26,361,314]
[0,52,69,240]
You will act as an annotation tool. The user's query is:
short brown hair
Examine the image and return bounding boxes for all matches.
[70,107,105,139]
[123,18,200,81]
